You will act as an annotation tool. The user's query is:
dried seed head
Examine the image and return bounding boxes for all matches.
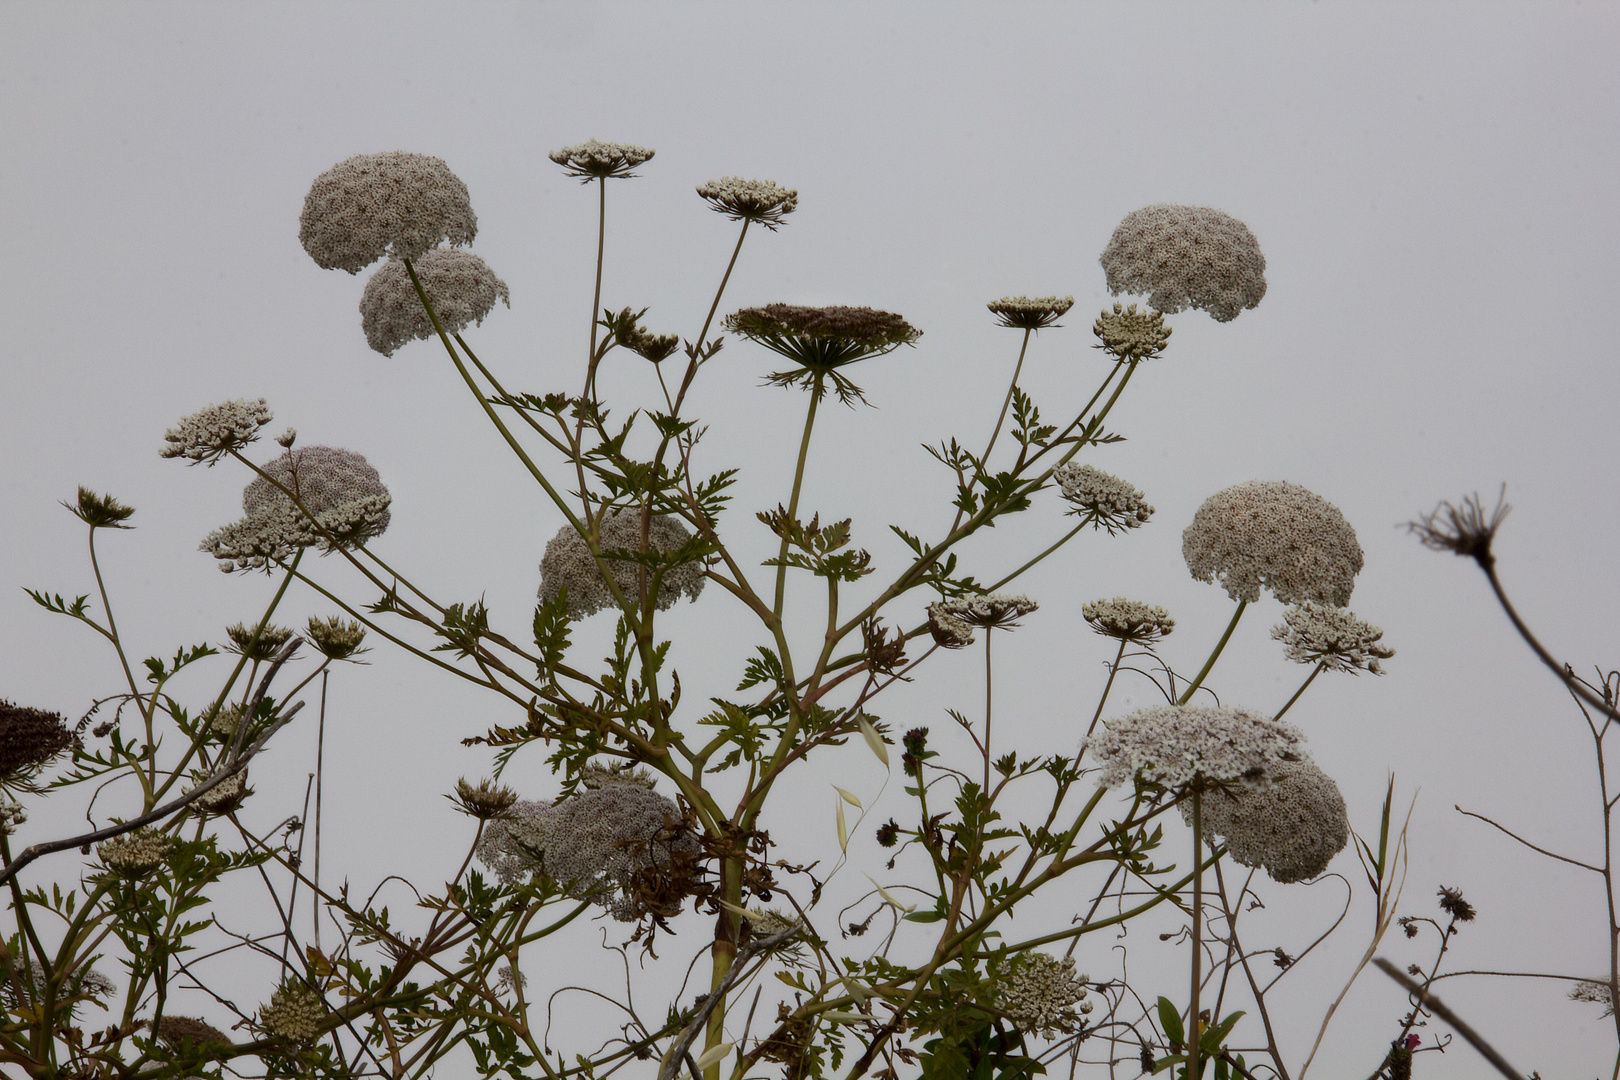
[1437,885,1476,923]
[987,295,1075,330]
[1053,463,1154,533]
[306,616,368,661]
[154,1015,231,1055]
[697,177,798,229]
[549,139,654,181]
[160,399,274,466]
[1182,480,1363,606]
[454,777,519,820]
[1183,756,1349,883]
[359,249,510,356]
[300,152,476,273]
[1082,598,1175,644]
[0,700,74,781]
[1093,302,1172,361]
[726,304,921,404]
[538,509,706,620]
[1084,704,1305,792]
[224,622,295,662]
[1100,204,1266,322]
[1570,981,1615,1017]
[1271,602,1394,674]
[1406,489,1509,570]
[65,487,135,528]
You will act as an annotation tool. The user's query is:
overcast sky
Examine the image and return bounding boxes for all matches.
[4,3,1619,1076]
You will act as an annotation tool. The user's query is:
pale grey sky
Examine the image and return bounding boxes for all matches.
[3,3,1619,1076]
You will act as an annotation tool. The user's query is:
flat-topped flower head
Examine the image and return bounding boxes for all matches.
[360,249,510,356]
[549,139,654,181]
[996,953,1090,1038]
[726,304,921,405]
[539,509,707,620]
[697,177,798,229]
[1053,463,1154,533]
[300,152,476,273]
[987,296,1075,331]
[1084,704,1305,792]
[543,784,701,921]
[1183,480,1363,606]
[97,827,175,878]
[1082,598,1174,644]
[1272,602,1394,674]
[0,699,74,783]
[259,980,324,1043]
[160,399,274,466]
[1093,302,1172,362]
[1183,756,1348,883]
[201,447,391,572]
[1100,205,1266,322]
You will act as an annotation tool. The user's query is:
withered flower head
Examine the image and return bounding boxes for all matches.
[1093,302,1172,361]
[875,819,900,847]
[154,1015,231,1056]
[224,621,295,662]
[549,139,654,182]
[0,700,75,783]
[987,295,1075,331]
[725,304,921,405]
[65,487,135,529]
[300,152,477,274]
[306,615,368,661]
[1100,204,1266,322]
[697,177,799,229]
[453,777,519,819]
[1570,980,1615,1017]
[1406,489,1509,571]
[1437,885,1476,923]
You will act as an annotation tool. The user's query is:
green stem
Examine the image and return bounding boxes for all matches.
[1272,662,1325,722]
[585,176,607,399]
[982,628,995,791]
[1178,601,1247,705]
[1081,638,1130,751]
[981,327,1032,467]
[1190,787,1204,1079]
[773,377,823,622]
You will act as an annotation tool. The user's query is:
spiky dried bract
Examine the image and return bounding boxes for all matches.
[1093,302,1172,361]
[306,615,368,660]
[359,249,510,356]
[726,304,922,403]
[202,447,391,572]
[1437,885,1476,923]
[1083,598,1175,644]
[538,509,706,620]
[66,487,135,528]
[1100,205,1267,322]
[300,152,476,273]
[1184,757,1348,883]
[474,799,552,886]
[97,827,175,877]
[549,139,654,181]
[1406,490,1509,569]
[997,953,1090,1038]
[454,777,518,819]
[1272,602,1394,674]
[1085,705,1305,792]
[191,770,251,817]
[1183,480,1363,606]
[224,621,294,662]
[1570,980,1616,1017]
[0,699,74,781]
[259,981,325,1043]
[987,296,1075,330]
[697,177,798,229]
[1053,463,1154,533]
[543,785,701,921]
[155,1015,230,1054]
[160,399,274,465]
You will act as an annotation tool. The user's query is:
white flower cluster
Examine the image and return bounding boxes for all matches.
[1100,204,1267,322]
[986,295,1075,330]
[1092,301,1172,361]
[259,981,324,1043]
[474,799,553,886]
[926,594,1038,649]
[201,447,391,572]
[300,152,477,274]
[191,770,251,817]
[1184,757,1349,883]
[97,827,175,877]
[1082,598,1174,644]
[1272,602,1395,674]
[697,177,799,228]
[1084,704,1305,792]
[1570,980,1616,1017]
[159,399,274,465]
[1053,463,1154,533]
[359,248,510,356]
[0,794,26,835]
[997,953,1091,1038]
[1182,480,1363,607]
[0,959,115,1013]
[549,139,654,180]
[543,785,699,921]
[538,510,706,620]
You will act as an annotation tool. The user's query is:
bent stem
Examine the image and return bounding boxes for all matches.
[1178,601,1247,705]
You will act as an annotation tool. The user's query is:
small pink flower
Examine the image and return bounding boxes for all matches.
[1403,1034,1421,1050]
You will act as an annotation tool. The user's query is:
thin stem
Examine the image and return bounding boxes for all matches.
[1272,662,1325,722]
[773,377,823,622]
[982,628,994,791]
[1178,601,1248,705]
[981,327,1032,466]
[1190,787,1203,1080]
[1482,562,1620,725]
[585,176,607,399]
[1081,638,1130,752]
[313,668,328,952]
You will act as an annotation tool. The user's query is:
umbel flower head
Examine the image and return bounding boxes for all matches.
[1100,205,1267,322]
[725,304,921,405]
[65,486,135,529]
[1084,704,1305,792]
[474,799,552,886]
[549,139,654,181]
[697,177,798,229]
[996,953,1091,1039]
[160,399,274,466]
[1082,598,1175,644]
[258,980,325,1043]
[453,777,519,820]
[223,621,295,662]
[97,827,175,878]
[538,509,706,620]
[0,699,75,784]
[300,152,477,274]
[1272,602,1394,674]
[190,770,252,818]
[542,784,702,921]
[1182,756,1349,883]
[360,248,510,356]
[1183,480,1363,606]
[201,447,392,572]
[987,295,1074,331]
[1570,980,1616,1018]
[926,594,1038,649]
[306,615,368,661]
[1053,463,1154,533]
[153,1015,231,1056]
[1,959,115,1015]
[1093,302,1172,362]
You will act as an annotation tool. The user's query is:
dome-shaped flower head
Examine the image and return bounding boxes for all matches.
[201,447,391,572]
[726,304,921,405]
[1182,481,1363,606]
[359,249,510,356]
[474,798,553,886]
[549,139,654,182]
[987,296,1075,331]
[542,784,702,921]
[697,177,798,229]
[1084,704,1304,792]
[1099,205,1266,322]
[1082,598,1174,645]
[299,152,477,274]
[1181,756,1348,883]
[1053,463,1153,534]
[1272,602,1394,675]
[538,509,706,620]
[1092,302,1172,362]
